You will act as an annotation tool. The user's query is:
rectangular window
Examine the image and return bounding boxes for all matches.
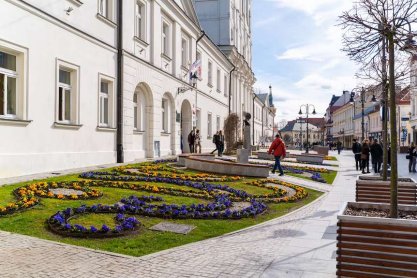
[208,113,212,137]
[216,69,221,92]
[216,115,220,132]
[0,51,18,117]
[99,80,110,126]
[162,21,170,57]
[196,109,201,130]
[224,75,228,96]
[58,69,72,122]
[162,98,169,133]
[208,61,213,86]
[135,1,145,40]
[181,37,188,67]
[99,0,112,19]
[133,93,139,130]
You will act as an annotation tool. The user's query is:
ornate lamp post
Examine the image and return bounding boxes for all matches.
[349,87,377,142]
[299,104,317,153]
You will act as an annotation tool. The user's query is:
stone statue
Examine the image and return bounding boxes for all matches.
[238,112,252,163]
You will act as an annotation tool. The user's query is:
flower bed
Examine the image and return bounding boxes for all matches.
[246,180,308,203]
[48,209,140,238]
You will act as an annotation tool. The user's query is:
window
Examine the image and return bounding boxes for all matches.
[99,0,113,20]
[196,109,201,130]
[162,21,170,57]
[216,69,221,92]
[224,75,228,96]
[99,77,114,127]
[135,1,146,40]
[57,69,72,123]
[181,36,189,67]
[216,115,220,132]
[208,61,213,86]
[0,51,17,118]
[56,61,79,125]
[133,93,139,129]
[162,98,169,133]
[207,113,212,137]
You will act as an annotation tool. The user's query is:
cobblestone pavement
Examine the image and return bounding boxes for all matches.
[0,151,357,278]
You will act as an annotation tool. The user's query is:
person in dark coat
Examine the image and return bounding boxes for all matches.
[409,142,417,173]
[211,131,220,155]
[361,139,370,174]
[352,139,362,171]
[370,139,383,173]
[336,140,343,154]
[187,130,195,153]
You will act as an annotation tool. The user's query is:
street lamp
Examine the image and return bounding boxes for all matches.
[298,104,317,153]
[349,87,377,142]
[297,116,303,150]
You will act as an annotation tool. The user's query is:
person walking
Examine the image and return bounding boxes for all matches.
[352,139,362,171]
[195,129,201,154]
[336,140,343,154]
[268,134,286,176]
[187,129,195,153]
[370,139,383,173]
[211,131,220,155]
[361,139,370,174]
[408,142,417,173]
[218,130,225,156]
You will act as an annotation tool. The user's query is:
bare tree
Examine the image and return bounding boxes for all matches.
[340,0,417,218]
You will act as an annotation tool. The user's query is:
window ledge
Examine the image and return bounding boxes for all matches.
[181,65,189,72]
[161,53,172,61]
[53,122,83,129]
[97,126,116,132]
[67,0,83,6]
[133,36,149,47]
[207,83,213,88]
[216,89,221,93]
[161,132,171,136]
[0,118,32,126]
[96,13,117,28]
[134,130,145,134]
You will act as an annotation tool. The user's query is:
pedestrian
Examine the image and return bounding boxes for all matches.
[218,130,225,156]
[370,139,383,173]
[361,139,370,174]
[408,142,417,173]
[211,131,220,155]
[336,140,343,154]
[187,129,195,153]
[268,134,286,176]
[194,129,201,154]
[352,139,362,171]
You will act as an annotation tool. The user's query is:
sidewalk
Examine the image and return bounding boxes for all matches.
[0,151,358,278]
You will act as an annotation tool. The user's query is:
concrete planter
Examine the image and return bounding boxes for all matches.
[337,202,417,277]
[313,145,329,156]
[295,154,324,164]
[355,178,417,205]
[177,153,215,167]
[184,156,269,178]
[257,152,274,160]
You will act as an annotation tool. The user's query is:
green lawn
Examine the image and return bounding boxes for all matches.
[0,164,323,257]
[286,170,337,185]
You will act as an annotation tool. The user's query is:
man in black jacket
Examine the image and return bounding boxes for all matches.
[352,139,362,171]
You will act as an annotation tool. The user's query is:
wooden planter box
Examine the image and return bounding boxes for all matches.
[358,175,414,182]
[337,202,417,277]
[356,179,417,205]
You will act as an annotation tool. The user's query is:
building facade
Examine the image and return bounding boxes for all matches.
[0,0,254,178]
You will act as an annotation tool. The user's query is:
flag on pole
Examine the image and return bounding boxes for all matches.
[189,59,202,81]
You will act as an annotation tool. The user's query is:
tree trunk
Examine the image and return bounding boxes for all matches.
[388,33,398,218]
[382,37,389,181]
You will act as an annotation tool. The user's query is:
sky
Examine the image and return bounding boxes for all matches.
[252,0,359,124]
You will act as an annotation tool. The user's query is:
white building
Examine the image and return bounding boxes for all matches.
[0,0,239,178]
[194,0,255,123]
[253,89,276,145]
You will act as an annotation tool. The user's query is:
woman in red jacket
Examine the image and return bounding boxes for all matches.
[268,134,287,176]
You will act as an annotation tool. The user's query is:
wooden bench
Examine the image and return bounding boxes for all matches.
[356,180,417,205]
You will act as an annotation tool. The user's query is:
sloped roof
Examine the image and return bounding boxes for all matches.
[329,95,340,106]
[257,93,268,103]
[397,85,411,104]
[280,121,295,132]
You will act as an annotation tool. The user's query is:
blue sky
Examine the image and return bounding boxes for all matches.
[252,0,359,123]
